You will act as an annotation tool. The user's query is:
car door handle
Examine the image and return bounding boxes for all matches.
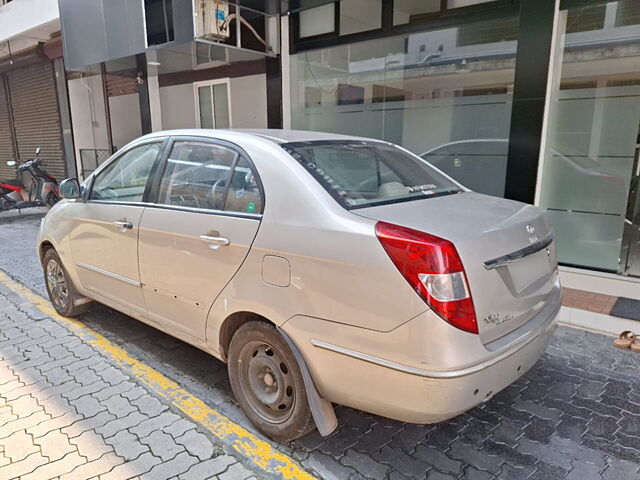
[200,235,230,249]
[113,221,133,230]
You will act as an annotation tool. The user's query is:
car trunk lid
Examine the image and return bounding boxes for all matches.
[357,192,559,344]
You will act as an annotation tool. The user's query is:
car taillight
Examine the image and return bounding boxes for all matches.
[375,221,478,334]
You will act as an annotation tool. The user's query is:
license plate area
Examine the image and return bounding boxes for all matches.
[508,249,552,293]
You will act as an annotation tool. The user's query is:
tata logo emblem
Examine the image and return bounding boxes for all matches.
[526,224,538,243]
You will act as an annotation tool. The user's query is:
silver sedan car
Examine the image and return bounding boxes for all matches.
[38,130,560,442]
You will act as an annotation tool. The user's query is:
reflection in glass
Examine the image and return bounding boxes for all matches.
[539,1,640,272]
[290,17,518,197]
[299,4,335,38]
[448,0,496,8]
[393,0,440,26]
[340,0,382,35]
[158,141,237,210]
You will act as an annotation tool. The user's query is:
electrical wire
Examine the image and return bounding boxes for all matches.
[304,52,338,95]
[219,13,273,52]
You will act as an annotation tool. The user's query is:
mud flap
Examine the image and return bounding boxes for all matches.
[278,327,338,437]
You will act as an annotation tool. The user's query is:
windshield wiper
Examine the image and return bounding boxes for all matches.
[420,188,462,199]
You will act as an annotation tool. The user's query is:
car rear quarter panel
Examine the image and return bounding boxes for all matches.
[281,309,556,423]
[205,140,427,352]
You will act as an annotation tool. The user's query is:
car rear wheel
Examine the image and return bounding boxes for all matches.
[228,321,314,442]
[43,249,91,317]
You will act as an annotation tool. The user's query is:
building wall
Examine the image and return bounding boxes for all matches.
[159,73,268,130]
[109,93,142,150]
[67,74,110,171]
[159,84,198,130]
[68,75,109,152]
[229,74,268,128]
[0,0,59,52]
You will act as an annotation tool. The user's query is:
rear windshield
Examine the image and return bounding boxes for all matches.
[282,140,462,209]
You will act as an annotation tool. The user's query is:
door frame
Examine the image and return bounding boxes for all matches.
[83,137,170,205]
[193,78,233,129]
[619,137,640,277]
[145,134,266,218]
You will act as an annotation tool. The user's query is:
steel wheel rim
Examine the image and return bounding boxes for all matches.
[237,340,296,424]
[46,259,69,310]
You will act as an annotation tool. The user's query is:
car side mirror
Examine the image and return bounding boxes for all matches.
[6,161,15,167]
[60,178,81,199]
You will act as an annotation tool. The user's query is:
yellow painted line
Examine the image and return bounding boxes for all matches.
[0,271,317,480]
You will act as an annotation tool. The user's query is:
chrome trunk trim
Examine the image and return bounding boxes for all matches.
[483,234,554,270]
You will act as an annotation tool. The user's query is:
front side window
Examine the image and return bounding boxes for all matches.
[89,143,161,202]
[283,140,461,209]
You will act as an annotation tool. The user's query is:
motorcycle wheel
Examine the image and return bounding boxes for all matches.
[45,192,59,208]
[28,180,36,203]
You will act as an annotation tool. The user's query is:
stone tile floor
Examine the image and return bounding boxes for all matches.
[0,291,258,480]
[561,288,619,316]
[0,211,639,479]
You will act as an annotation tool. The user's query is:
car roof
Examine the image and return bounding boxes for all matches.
[139,129,375,145]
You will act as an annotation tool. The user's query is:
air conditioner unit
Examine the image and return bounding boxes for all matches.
[196,0,230,40]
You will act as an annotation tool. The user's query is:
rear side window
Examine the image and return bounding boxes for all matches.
[156,140,263,214]
[90,143,161,202]
[224,158,263,214]
[282,140,461,209]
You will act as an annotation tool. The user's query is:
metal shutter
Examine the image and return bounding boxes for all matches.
[0,77,15,179]
[6,62,66,180]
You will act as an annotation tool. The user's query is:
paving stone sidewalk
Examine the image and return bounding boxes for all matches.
[0,293,260,480]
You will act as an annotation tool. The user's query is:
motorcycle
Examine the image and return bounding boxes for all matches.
[0,148,60,211]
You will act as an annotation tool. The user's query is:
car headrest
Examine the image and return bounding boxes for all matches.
[378,182,407,198]
[188,147,212,164]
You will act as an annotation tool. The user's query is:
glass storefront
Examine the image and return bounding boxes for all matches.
[289,0,640,279]
[290,15,519,197]
[539,1,640,274]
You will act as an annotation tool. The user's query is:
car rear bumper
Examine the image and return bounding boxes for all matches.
[283,297,559,424]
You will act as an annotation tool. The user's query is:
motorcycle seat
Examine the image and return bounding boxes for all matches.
[0,179,24,187]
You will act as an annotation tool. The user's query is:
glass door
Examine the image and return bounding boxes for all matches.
[195,79,231,129]
[538,0,640,274]
[620,128,640,276]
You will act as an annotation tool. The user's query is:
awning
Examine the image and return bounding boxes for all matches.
[59,0,330,71]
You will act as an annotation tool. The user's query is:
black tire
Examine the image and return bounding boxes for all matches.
[28,180,36,203]
[228,321,314,442]
[43,248,91,317]
[45,191,59,208]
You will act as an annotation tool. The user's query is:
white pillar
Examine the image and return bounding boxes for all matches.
[533,0,565,206]
[146,51,163,132]
[281,14,292,129]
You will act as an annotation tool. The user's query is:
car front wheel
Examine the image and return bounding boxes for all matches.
[228,321,314,442]
[43,249,90,317]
